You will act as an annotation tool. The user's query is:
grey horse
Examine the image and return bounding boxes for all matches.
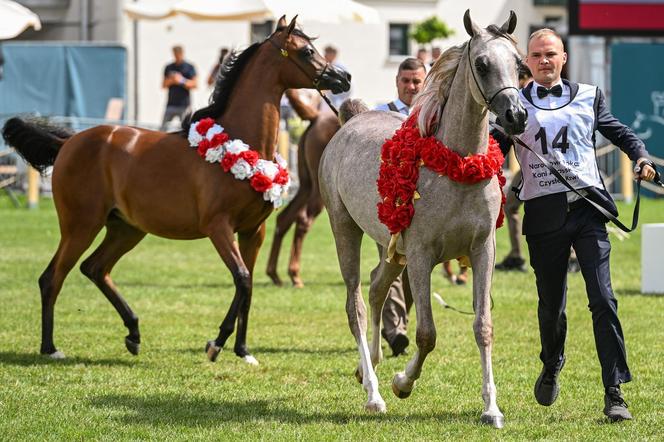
[319,10,527,427]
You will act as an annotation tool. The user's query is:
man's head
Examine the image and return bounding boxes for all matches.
[431,46,442,61]
[525,28,566,88]
[172,45,184,64]
[396,58,426,106]
[324,45,338,64]
[416,48,428,63]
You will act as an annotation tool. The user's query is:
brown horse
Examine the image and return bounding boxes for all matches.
[2,16,350,365]
[266,89,340,288]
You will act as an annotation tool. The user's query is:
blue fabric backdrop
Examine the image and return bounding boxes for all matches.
[0,43,126,119]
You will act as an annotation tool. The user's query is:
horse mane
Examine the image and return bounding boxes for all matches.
[183,27,314,134]
[413,42,466,136]
[184,43,262,132]
[413,26,518,136]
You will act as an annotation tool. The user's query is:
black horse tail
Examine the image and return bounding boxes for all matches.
[338,99,369,126]
[1,117,73,174]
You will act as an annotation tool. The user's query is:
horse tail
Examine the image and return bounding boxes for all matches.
[338,99,369,126]
[1,117,73,173]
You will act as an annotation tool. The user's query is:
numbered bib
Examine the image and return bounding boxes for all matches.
[516,83,604,200]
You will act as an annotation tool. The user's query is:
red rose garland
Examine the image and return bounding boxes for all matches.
[377,114,506,235]
[188,118,291,208]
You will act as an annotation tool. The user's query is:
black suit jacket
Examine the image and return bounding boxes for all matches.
[514,81,648,236]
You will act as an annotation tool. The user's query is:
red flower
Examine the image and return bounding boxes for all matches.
[197,139,212,157]
[209,132,230,148]
[464,155,487,183]
[195,118,215,136]
[274,166,290,185]
[447,154,466,182]
[389,202,415,234]
[240,150,259,167]
[250,172,273,192]
[221,152,239,172]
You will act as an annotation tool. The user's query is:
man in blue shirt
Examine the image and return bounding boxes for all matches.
[161,45,197,131]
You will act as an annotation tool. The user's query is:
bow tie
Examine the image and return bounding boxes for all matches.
[536,84,563,99]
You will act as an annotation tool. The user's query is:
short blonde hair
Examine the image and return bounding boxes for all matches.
[527,28,564,50]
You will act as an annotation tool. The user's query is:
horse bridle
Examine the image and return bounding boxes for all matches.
[267,36,339,116]
[466,37,519,110]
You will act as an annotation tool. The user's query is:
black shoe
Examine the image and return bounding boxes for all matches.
[495,256,527,272]
[604,386,632,422]
[567,256,581,273]
[534,356,566,406]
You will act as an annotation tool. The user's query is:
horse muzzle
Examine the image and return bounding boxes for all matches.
[318,65,351,94]
[500,102,527,135]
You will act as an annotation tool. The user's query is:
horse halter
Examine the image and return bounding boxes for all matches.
[466,37,519,110]
[267,36,339,116]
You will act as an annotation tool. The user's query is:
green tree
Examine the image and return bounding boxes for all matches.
[410,16,454,45]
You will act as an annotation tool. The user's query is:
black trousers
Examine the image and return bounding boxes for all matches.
[526,201,632,388]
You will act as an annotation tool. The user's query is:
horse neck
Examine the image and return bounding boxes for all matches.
[436,60,489,156]
[220,48,283,160]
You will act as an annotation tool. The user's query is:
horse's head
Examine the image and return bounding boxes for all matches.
[463,10,527,135]
[269,16,351,95]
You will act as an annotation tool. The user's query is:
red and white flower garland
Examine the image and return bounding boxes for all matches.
[188,118,291,208]
[377,114,506,236]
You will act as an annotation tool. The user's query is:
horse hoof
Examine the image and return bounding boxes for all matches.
[47,350,66,360]
[354,367,363,384]
[206,340,222,362]
[241,354,259,366]
[480,413,505,429]
[125,337,140,356]
[365,399,387,413]
[391,372,414,399]
[267,271,283,287]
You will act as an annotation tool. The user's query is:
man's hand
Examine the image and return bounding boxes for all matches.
[634,158,656,181]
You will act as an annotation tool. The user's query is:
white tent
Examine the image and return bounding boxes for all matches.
[0,0,41,40]
[124,0,380,24]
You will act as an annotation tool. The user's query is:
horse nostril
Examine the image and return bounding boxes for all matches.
[505,109,515,124]
[345,72,352,82]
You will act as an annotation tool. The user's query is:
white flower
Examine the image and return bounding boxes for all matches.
[274,152,287,169]
[206,125,224,140]
[225,139,249,154]
[205,146,225,163]
[230,159,253,180]
[188,123,204,147]
[255,160,278,180]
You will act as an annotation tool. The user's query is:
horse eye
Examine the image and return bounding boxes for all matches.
[301,47,315,58]
[475,59,489,76]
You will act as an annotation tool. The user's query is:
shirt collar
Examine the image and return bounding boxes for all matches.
[394,98,410,115]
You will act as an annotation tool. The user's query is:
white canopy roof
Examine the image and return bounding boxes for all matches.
[0,0,42,40]
[124,0,380,24]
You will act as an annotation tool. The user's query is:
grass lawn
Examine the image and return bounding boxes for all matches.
[1,196,663,440]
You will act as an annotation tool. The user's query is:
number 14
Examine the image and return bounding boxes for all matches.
[534,126,569,154]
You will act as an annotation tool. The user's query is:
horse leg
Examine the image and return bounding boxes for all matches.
[231,223,266,365]
[39,218,105,358]
[205,220,257,365]
[471,240,504,428]
[392,253,436,399]
[266,192,309,286]
[79,213,146,356]
[266,130,312,286]
[329,212,385,412]
[363,244,404,374]
[288,193,323,288]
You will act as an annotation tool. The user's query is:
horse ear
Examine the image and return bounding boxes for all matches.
[463,9,482,37]
[276,15,287,29]
[500,10,517,34]
[286,15,298,36]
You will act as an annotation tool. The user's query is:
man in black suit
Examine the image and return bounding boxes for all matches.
[512,28,656,422]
